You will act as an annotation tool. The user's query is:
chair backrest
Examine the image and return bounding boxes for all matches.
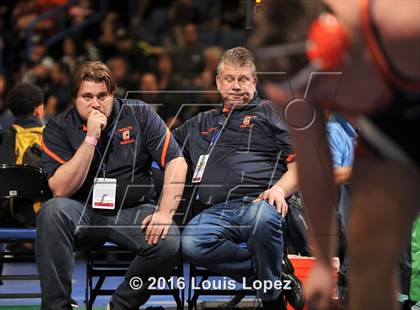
[0,163,51,200]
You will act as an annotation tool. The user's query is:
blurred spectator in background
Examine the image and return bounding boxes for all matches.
[172,23,205,83]
[326,112,357,185]
[0,0,247,139]
[69,0,93,28]
[325,111,357,301]
[13,0,57,37]
[156,53,179,91]
[138,72,161,105]
[155,53,184,122]
[10,0,62,69]
[136,0,177,24]
[0,9,5,74]
[115,26,152,77]
[22,35,54,88]
[22,58,53,88]
[202,46,223,75]
[186,46,223,117]
[44,61,71,117]
[168,0,201,48]
[217,0,245,31]
[0,73,14,131]
[108,56,136,98]
[169,0,200,26]
[195,46,223,89]
[28,34,52,66]
[97,12,119,61]
[61,37,86,72]
[68,1,102,55]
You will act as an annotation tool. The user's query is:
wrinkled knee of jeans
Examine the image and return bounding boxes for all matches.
[181,233,198,262]
[157,224,181,258]
[36,198,77,228]
[181,229,214,263]
[252,200,284,234]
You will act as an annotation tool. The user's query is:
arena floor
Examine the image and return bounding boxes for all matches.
[0,260,259,309]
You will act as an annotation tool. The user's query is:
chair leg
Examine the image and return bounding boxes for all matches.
[88,275,105,310]
[187,264,194,310]
[173,289,182,310]
[85,255,90,310]
[0,243,4,286]
[226,293,246,308]
[181,283,185,310]
[189,275,209,310]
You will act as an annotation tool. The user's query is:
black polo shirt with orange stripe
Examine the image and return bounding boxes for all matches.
[172,97,295,205]
[42,98,182,210]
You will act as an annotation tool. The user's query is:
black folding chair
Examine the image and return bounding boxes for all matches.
[0,163,51,299]
[0,163,51,201]
[85,242,185,310]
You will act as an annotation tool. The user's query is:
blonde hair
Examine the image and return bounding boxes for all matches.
[217,47,257,78]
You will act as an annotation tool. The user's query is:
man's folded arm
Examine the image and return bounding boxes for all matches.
[48,141,95,198]
[42,120,96,198]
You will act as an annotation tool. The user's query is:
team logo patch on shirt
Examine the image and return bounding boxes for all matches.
[117,126,135,144]
[240,115,256,128]
[122,130,130,141]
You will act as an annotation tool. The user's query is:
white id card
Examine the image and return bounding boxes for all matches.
[92,178,117,209]
[192,154,209,183]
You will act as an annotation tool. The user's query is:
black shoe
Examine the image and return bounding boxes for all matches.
[282,255,295,275]
[282,272,304,310]
[262,293,287,310]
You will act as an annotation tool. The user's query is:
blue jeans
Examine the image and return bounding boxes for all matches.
[35,198,180,310]
[182,199,285,301]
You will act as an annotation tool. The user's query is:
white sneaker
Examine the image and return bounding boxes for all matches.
[70,298,79,308]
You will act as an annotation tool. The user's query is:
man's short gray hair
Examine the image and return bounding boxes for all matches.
[217,47,257,78]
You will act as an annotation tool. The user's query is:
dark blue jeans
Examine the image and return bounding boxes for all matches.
[35,198,180,310]
[182,199,285,301]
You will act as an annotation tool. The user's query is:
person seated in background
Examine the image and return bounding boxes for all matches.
[0,83,45,166]
[37,60,187,310]
[326,112,357,186]
[173,47,302,310]
[325,111,357,301]
[0,83,45,226]
[0,73,14,132]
